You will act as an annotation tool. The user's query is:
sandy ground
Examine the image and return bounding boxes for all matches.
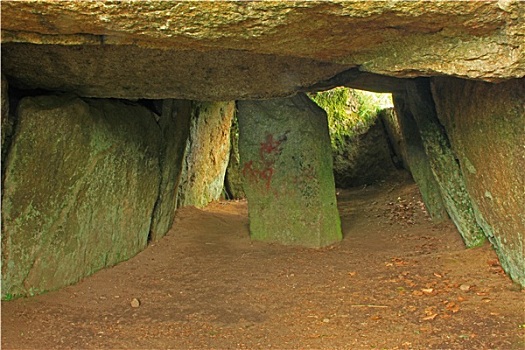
[2,178,524,349]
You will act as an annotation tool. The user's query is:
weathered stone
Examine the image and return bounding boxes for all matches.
[391,95,448,222]
[224,113,246,200]
[431,77,525,286]
[1,95,161,297]
[149,100,192,241]
[177,102,234,208]
[403,79,485,247]
[1,73,13,177]
[238,94,341,247]
[379,107,408,170]
[1,44,348,101]
[332,117,398,188]
[1,1,524,100]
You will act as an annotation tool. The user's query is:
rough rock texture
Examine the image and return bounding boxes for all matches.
[379,108,408,170]
[1,95,161,297]
[149,100,192,242]
[177,102,234,208]
[390,95,448,222]
[1,73,13,177]
[238,94,341,247]
[400,79,485,248]
[224,114,246,200]
[431,77,525,286]
[2,1,524,100]
[333,117,397,188]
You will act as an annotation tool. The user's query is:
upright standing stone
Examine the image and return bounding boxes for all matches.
[391,94,448,222]
[149,100,192,241]
[2,95,161,297]
[177,101,235,208]
[431,77,525,286]
[238,93,342,248]
[405,79,485,248]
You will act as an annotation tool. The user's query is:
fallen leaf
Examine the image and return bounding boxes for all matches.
[422,313,438,321]
[422,288,434,294]
[446,302,460,313]
[348,272,357,277]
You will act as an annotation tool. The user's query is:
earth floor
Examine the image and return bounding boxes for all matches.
[2,177,524,349]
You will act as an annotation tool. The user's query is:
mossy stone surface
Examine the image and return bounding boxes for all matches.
[405,79,485,248]
[432,77,525,286]
[1,95,161,297]
[149,100,192,241]
[238,94,341,248]
[391,94,448,222]
[177,101,234,208]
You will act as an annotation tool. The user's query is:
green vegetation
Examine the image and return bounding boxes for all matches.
[309,87,393,149]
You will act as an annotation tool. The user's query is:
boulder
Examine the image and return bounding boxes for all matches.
[238,94,341,247]
[2,1,524,100]
[1,95,161,297]
[177,102,235,208]
[431,77,525,286]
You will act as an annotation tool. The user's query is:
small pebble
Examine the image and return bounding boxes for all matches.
[459,284,471,292]
[130,298,141,308]
[323,318,330,323]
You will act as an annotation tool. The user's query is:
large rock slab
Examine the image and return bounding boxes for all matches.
[402,79,485,248]
[390,95,448,222]
[149,100,192,241]
[1,95,161,297]
[431,77,525,286]
[238,94,341,247]
[1,1,523,100]
[177,102,235,208]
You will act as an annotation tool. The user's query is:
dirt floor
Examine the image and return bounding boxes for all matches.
[2,177,524,349]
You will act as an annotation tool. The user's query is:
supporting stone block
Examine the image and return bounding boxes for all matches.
[238,93,341,248]
[2,95,161,297]
[149,100,192,241]
[177,101,235,208]
[431,77,525,286]
[391,94,448,222]
[404,79,485,248]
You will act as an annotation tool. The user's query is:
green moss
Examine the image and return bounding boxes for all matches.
[308,88,392,150]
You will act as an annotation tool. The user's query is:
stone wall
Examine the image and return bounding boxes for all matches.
[431,77,525,286]
[177,101,235,208]
[2,95,162,297]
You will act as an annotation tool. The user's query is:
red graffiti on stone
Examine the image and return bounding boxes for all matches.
[242,133,286,191]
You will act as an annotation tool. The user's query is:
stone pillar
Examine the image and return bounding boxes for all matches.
[237,93,341,248]
[391,94,448,222]
[177,101,235,208]
[431,77,525,286]
[149,100,192,241]
[405,78,485,248]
